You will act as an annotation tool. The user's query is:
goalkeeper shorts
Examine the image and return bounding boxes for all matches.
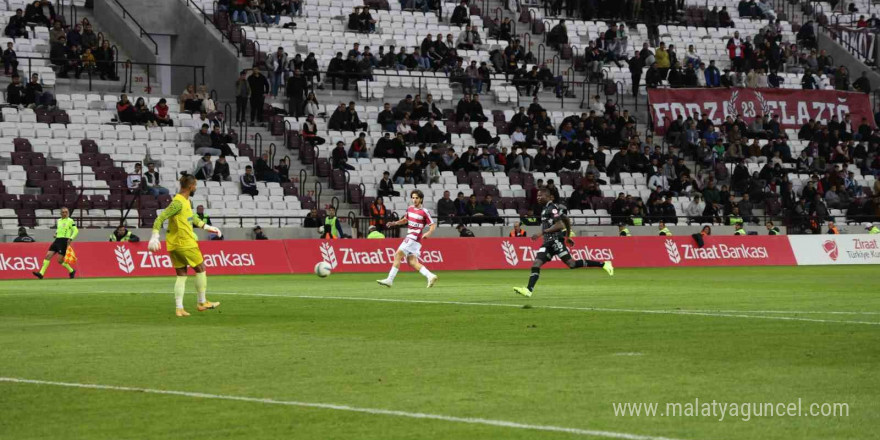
[168,247,205,269]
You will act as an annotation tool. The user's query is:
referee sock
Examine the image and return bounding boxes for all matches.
[418,266,434,279]
[195,272,207,303]
[61,262,74,273]
[174,276,187,309]
[386,266,399,281]
[527,267,540,291]
[39,259,50,275]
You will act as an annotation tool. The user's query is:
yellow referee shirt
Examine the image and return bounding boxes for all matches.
[152,194,205,251]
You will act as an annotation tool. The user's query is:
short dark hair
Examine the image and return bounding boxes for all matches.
[411,189,424,200]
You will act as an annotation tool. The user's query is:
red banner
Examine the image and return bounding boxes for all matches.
[0,236,798,280]
[647,88,874,135]
[285,236,797,273]
[0,240,292,279]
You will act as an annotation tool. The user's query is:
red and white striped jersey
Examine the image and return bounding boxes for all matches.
[404,205,434,242]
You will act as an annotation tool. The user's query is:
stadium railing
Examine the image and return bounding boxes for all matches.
[14,56,208,95]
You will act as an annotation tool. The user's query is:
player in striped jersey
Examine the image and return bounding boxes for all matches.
[377,190,439,288]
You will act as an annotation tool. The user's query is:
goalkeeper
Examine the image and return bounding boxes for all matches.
[149,175,222,317]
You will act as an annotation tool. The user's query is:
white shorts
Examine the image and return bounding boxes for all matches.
[396,238,422,257]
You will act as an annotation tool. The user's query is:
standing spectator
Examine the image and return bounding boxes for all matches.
[286,68,307,117]
[247,67,270,124]
[3,42,17,75]
[234,70,250,123]
[81,23,98,51]
[240,165,259,196]
[266,47,288,97]
[369,197,388,230]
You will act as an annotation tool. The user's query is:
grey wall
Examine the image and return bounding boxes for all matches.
[115,0,181,35]
[94,0,249,99]
[93,0,158,65]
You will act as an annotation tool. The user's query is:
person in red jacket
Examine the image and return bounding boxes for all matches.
[116,94,136,123]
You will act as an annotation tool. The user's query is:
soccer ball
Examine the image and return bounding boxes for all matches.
[314,261,332,278]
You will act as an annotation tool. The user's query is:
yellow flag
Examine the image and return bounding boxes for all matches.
[63,246,77,265]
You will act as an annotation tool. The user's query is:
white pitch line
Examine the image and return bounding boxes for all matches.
[208,293,880,326]
[2,289,879,325]
[0,377,689,440]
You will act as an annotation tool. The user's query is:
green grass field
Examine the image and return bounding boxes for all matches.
[1,266,878,440]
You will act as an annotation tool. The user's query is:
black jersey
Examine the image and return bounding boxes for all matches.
[540,202,568,242]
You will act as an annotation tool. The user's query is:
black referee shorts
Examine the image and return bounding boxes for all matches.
[48,238,69,256]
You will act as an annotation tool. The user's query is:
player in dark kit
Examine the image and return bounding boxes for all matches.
[513,188,613,297]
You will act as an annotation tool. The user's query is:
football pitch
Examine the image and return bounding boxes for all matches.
[1,266,878,440]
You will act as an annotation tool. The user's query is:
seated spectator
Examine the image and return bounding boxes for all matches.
[393,157,416,184]
[4,9,27,39]
[456,24,481,50]
[253,225,269,240]
[193,124,220,155]
[332,141,355,170]
[24,1,50,26]
[473,121,500,146]
[153,98,174,126]
[212,155,231,182]
[126,163,144,194]
[475,194,500,224]
[116,94,138,124]
[5,74,24,105]
[349,132,370,158]
[275,157,290,183]
[143,162,169,196]
[180,84,202,113]
[134,97,156,126]
[450,0,469,25]
[301,114,326,145]
[193,153,214,180]
[82,23,98,50]
[437,190,455,222]
[378,171,400,197]
[255,152,280,182]
[240,165,259,196]
[95,40,117,80]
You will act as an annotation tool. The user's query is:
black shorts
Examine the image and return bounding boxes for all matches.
[48,238,69,255]
[537,237,570,261]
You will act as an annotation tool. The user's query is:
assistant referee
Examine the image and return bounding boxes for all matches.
[32,206,78,279]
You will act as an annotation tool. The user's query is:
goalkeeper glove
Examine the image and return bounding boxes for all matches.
[204,225,222,238]
[148,230,161,252]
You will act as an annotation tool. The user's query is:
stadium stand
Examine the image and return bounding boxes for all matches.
[0,0,878,238]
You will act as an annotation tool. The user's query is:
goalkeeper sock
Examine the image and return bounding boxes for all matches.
[174,276,187,309]
[61,262,74,273]
[387,266,399,281]
[39,259,50,275]
[418,266,434,278]
[195,272,207,303]
[527,267,540,291]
